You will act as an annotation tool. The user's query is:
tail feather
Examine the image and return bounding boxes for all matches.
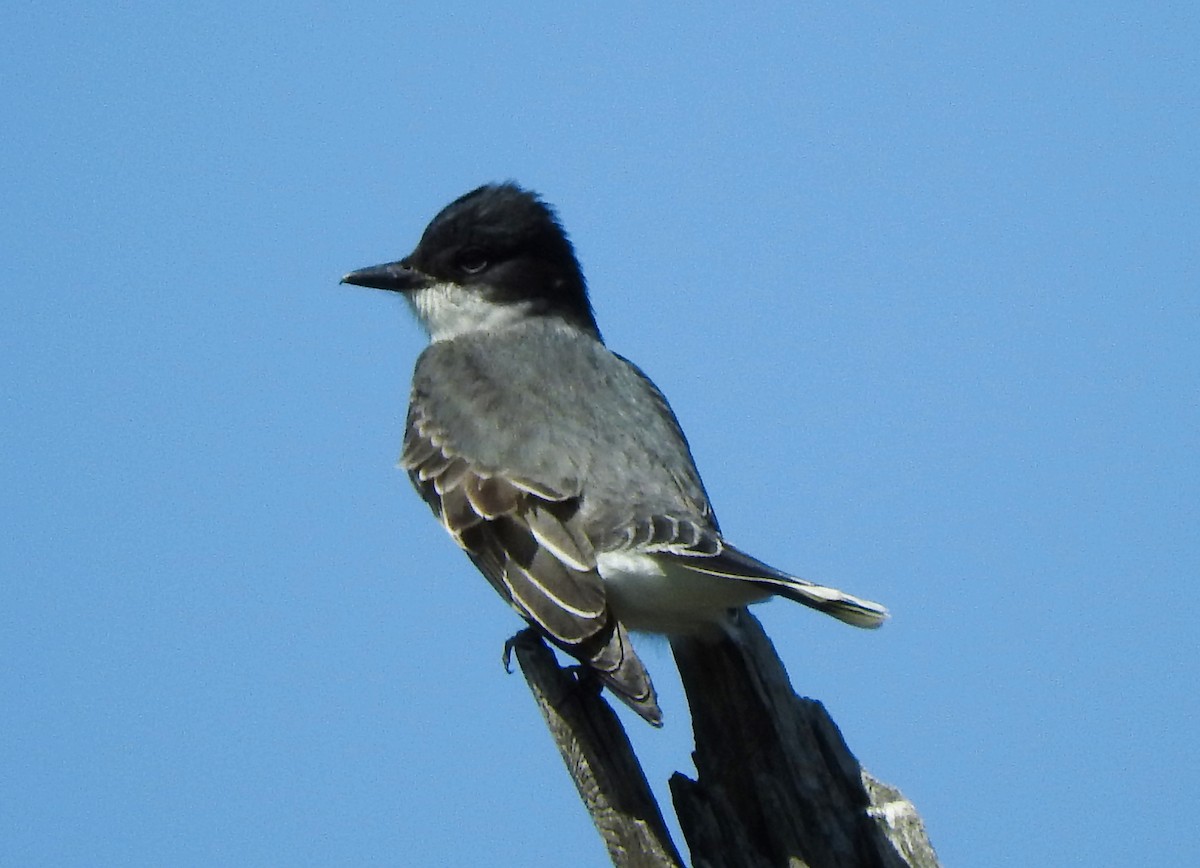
[673,542,889,629]
[764,579,889,629]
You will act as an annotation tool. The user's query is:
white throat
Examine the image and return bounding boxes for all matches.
[407,281,536,342]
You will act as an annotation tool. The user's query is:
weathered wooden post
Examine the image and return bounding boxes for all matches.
[512,611,939,868]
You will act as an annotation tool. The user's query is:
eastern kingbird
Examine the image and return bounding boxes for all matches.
[343,183,887,725]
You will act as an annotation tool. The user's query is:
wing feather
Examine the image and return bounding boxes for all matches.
[401,401,661,724]
[524,502,595,573]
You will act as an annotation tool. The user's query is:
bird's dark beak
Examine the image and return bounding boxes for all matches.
[341,259,432,293]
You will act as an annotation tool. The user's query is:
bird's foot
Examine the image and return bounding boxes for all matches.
[501,627,544,673]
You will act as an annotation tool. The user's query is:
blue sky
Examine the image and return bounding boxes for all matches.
[3,3,1197,866]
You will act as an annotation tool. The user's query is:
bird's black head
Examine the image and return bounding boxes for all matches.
[343,183,599,340]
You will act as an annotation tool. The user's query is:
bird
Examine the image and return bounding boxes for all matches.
[342,182,887,726]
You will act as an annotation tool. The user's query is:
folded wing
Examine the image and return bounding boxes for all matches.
[402,403,663,725]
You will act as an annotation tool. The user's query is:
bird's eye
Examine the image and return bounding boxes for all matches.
[457,250,489,275]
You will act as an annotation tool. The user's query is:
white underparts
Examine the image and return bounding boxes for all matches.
[596,550,773,635]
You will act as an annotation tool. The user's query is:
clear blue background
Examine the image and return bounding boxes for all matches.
[4,3,1197,866]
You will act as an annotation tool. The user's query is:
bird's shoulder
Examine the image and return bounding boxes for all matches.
[405,319,719,544]
[407,322,668,459]
[413,319,631,393]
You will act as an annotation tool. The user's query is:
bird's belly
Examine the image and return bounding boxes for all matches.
[596,551,772,635]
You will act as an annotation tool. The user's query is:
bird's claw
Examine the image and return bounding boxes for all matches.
[501,627,543,673]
